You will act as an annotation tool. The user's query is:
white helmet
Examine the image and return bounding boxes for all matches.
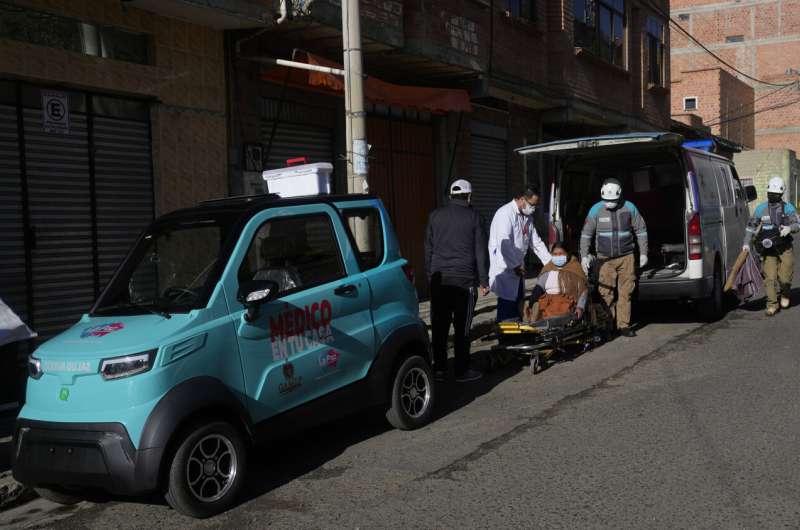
[600,178,622,201]
[767,176,785,195]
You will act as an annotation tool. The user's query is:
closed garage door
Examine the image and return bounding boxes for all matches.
[470,134,508,224]
[260,121,333,171]
[0,83,154,344]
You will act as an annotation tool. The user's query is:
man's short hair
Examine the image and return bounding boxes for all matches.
[513,187,540,199]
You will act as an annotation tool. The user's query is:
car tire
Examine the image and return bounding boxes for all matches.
[699,262,724,322]
[34,487,83,505]
[164,420,248,519]
[386,355,435,430]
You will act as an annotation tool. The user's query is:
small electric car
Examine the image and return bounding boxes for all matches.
[12,194,434,518]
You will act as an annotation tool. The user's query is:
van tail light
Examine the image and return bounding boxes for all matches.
[402,263,415,285]
[688,212,702,260]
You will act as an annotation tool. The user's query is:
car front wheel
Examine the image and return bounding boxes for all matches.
[386,355,436,430]
[164,420,247,519]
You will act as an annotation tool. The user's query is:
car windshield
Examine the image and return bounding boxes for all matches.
[93,215,237,316]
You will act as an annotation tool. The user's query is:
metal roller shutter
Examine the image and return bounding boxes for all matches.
[470,134,508,224]
[94,116,153,287]
[260,121,333,171]
[23,108,95,340]
[0,103,27,325]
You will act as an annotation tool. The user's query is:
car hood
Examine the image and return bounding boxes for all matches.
[33,313,197,363]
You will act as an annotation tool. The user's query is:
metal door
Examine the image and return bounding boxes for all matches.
[470,134,508,225]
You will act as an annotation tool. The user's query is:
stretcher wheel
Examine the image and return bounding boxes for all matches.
[530,354,541,375]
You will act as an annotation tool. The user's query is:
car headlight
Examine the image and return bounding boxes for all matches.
[100,350,157,380]
[28,356,42,380]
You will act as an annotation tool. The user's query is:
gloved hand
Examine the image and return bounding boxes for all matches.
[780,225,791,237]
[639,254,648,268]
[742,244,750,253]
[581,255,593,275]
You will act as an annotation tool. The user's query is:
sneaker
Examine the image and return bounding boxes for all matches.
[781,296,791,309]
[620,327,637,338]
[766,307,779,317]
[434,370,447,383]
[455,369,483,383]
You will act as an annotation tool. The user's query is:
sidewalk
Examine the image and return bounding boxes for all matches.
[0,412,33,511]
[418,280,536,343]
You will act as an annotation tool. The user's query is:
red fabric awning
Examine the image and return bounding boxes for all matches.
[261,52,472,114]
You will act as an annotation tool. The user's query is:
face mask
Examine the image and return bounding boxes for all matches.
[552,255,568,267]
[768,192,782,204]
[604,201,618,209]
[520,203,535,216]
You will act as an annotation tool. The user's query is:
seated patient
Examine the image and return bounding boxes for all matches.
[526,242,588,321]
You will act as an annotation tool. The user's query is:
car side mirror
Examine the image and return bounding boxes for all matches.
[237,280,278,322]
[745,185,757,202]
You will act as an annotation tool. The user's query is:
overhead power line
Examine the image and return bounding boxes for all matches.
[704,81,799,126]
[706,96,800,127]
[668,18,796,88]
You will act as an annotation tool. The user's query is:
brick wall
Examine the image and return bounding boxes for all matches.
[0,0,228,214]
[671,0,800,154]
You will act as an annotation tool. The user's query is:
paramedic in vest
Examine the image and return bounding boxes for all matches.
[425,179,490,383]
[580,178,648,337]
[742,176,800,316]
[489,188,552,322]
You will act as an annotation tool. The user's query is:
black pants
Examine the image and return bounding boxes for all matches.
[431,280,478,376]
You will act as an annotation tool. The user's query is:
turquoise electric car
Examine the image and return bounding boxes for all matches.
[12,194,435,518]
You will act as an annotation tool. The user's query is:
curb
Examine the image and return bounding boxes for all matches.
[0,471,36,512]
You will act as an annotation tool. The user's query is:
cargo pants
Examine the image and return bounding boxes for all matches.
[762,247,794,310]
[598,254,636,330]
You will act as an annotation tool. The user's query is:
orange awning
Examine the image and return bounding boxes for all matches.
[261,52,472,114]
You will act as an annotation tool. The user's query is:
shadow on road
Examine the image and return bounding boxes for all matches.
[237,357,518,504]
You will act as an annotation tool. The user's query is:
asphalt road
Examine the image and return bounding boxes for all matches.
[3,259,800,529]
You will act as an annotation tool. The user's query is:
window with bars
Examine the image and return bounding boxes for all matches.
[0,1,150,65]
[502,0,536,20]
[574,0,626,67]
[645,16,665,86]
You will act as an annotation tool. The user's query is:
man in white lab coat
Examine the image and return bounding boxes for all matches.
[489,188,552,321]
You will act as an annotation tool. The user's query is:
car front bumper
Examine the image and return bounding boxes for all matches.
[11,419,163,496]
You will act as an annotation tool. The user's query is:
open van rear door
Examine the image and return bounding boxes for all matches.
[516,132,684,156]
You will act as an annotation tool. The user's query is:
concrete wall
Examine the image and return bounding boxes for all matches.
[671,0,800,155]
[0,0,228,214]
[734,148,799,207]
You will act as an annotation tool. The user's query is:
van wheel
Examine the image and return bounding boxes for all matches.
[165,420,247,519]
[386,355,435,430]
[699,263,724,322]
[34,487,83,505]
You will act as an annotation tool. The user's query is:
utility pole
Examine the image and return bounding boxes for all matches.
[341,0,368,194]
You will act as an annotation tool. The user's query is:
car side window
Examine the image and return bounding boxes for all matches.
[715,165,734,207]
[341,208,384,270]
[237,213,346,295]
[730,167,746,201]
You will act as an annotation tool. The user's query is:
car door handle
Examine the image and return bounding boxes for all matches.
[334,284,357,296]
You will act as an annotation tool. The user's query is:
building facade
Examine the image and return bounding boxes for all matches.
[671,0,800,152]
[0,0,268,404]
[230,0,672,293]
[671,67,755,148]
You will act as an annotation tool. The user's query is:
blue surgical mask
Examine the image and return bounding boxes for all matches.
[552,255,568,267]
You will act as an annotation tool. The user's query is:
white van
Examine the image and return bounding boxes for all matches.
[518,132,757,320]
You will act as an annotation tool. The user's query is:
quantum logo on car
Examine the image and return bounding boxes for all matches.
[43,360,94,373]
[80,322,124,338]
[269,301,334,361]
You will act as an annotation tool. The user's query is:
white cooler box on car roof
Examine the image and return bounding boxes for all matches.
[262,162,333,198]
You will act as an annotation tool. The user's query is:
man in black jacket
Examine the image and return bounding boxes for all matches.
[425,179,490,383]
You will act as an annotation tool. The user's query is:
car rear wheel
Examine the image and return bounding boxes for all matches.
[34,486,83,505]
[386,355,435,430]
[164,420,247,519]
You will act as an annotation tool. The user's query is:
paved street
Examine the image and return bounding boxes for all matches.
[3,261,800,529]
